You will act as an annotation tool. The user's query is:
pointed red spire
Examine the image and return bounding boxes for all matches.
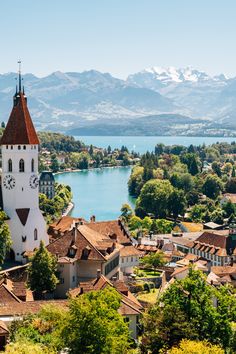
[1,92,39,145]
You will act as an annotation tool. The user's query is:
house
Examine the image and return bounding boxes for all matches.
[220,193,236,206]
[39,171,55,199]
[68,273,143,339]
[189,227,236,266]
[120,246,141,275]
[47,223,122,297]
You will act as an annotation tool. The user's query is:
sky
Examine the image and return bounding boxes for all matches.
[1,0,236,79]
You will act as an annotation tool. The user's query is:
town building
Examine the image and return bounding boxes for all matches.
[189,227,236,266]
[39,171,55,199]
[0,70,48,262]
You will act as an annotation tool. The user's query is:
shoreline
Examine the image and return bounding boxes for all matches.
[54,164,133,175]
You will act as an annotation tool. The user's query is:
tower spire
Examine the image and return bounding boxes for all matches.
[17,59,22,93]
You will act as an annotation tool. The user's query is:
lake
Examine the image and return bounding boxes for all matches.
[54,167,135,221]
[75,135,236,154]
[56,135,236,221]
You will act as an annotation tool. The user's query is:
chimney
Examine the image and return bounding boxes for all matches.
[90,215,96,223]
[73,222,80,242]
[206,260,211,274]
[97,269,101,279]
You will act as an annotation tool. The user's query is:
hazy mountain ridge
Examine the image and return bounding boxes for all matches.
[0,67,236,136]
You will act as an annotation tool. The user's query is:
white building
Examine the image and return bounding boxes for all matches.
[0,75,48,262]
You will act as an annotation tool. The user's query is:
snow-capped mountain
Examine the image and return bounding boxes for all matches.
[0,67,236,136]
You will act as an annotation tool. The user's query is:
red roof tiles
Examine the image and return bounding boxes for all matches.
[1,93,39,145]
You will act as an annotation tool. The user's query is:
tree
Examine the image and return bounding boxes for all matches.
[50,154,60,173]
[212,162,222,177]
[28,241,58,298]
[202,175,223,199]
[168,339,224,354]
[120,203,133,222]
[0,211,11,266]
[142,267,236,352]
[128,215,142,231]
[150,219,173,234]
[141,252,166,273]
[189,204,206,222]
[169,189,187,219]
[222,200,235,218]
[136,179,173,218]
[5,341,53,354]
[63,287,130,354]
[225,177,236,193]
[232,166,236,178]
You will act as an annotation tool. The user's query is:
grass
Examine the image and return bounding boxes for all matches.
[137,289,159,304]
[135,268,161,278]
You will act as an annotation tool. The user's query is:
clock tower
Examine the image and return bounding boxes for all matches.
[0,65,48,262]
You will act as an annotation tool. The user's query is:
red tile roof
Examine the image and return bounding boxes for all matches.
[86,220,132,245]
[0,93,39,145]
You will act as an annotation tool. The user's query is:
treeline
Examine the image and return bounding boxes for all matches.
[38,131,84,153]
[129,142,236,223]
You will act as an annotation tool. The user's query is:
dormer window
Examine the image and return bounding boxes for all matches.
[19,159,24,172]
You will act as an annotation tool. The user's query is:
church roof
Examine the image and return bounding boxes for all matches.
[1,92,39,145]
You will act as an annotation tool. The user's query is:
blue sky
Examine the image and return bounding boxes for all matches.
[1,0,236,78]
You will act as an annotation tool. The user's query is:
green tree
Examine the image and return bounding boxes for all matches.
[212,161,222,177]
[63,287,130,354]
[50,154,60,173]
[5,341,53,354]
[128,215,142,231]
[189,204,206,222]
[222,201,235,218]
[232,166,236,177]
[225,177,236,193]
[150,219,173,234]
[120,203,133,222]
[202,175,223,199]
[136,179,173,218]
[28,241,58,298]
[0,211,11,266]
[169,189,187,219]
[142,267,236,352]
[168,339,224,354]
[141,252,166,273]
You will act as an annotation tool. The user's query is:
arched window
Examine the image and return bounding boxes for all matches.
[31,159,34,172]
[34,229,38,241]
[19,159,24,172]
[8,159,12,172]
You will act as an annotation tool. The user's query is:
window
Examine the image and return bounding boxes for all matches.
[60,278,64,284]
[6,145,8,149]
[105,255,119,276]
[19,159,24,172]
[8,159,12,172]
[72,276,75,282]
[34,229,38,241]
[18,145,21,150]
[23,145,26,150]
[11,146,13,150]
[31,158,34,172]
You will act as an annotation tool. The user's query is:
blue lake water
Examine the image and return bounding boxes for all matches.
[54,167,135,221]
[75,135,236,154]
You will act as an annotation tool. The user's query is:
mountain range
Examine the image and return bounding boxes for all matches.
[1,67,236,136]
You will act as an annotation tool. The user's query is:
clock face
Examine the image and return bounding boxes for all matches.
[3,174,16,190]
[29,174,39,189]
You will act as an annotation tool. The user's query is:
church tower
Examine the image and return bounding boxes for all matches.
[0,64,48,262]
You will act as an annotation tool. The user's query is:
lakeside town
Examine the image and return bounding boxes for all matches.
[0,69,236,354]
